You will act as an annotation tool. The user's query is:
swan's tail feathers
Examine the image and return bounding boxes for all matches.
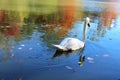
[53,44,66,51]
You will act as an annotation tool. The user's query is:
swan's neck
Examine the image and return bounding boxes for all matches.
[82,21,87,42]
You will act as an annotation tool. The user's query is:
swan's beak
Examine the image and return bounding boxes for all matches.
[88,23,90,27]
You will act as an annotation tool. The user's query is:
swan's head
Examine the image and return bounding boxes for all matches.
[86,17,90,27]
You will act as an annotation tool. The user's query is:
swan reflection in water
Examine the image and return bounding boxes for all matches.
[52,49,86,67]
[78,55,85,67]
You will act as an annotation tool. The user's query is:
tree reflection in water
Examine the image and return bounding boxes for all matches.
[0,1,120,80]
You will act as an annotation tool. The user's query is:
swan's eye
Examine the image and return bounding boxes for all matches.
[88,23,90,27]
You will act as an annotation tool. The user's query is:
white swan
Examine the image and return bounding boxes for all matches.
[53,17,90,51]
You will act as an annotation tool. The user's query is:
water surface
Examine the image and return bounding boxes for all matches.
[0,1,120,80]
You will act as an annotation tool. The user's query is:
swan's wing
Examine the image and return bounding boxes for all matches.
[52,38,71,51]
[61,38,84,50]
[53,38,84,51]
[59,38,72,46]
[52,44,66,50]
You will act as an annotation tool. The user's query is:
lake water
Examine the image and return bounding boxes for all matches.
[0,0,120,80]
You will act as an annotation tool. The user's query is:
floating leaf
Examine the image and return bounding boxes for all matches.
[65,66,76,72]
[65,66,72,70]
[21,44,25,47]
[87,57,94,61]
[103,54,109,58]
[18,47,22,50]
[29,48,32,50]
[88,61,94,63]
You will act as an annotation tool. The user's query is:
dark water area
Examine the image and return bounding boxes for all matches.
[0,0,120,80]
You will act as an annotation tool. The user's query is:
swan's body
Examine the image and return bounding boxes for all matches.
[53,38,84,51]
[53,17,90,51]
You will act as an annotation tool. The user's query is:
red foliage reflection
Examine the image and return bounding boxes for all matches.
[0,10,3,23]
[2,25,19,37]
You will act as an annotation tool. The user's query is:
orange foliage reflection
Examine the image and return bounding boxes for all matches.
[58,0,77,36]
[101,4,118,28]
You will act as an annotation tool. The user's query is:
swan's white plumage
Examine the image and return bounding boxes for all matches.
[53,17,90,51]
[53,38,84,51]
